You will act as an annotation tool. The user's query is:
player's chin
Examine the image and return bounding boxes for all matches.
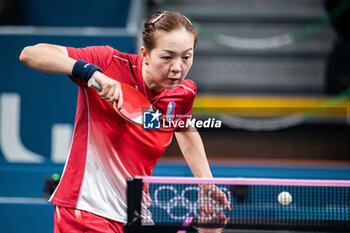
[164,79,181,89]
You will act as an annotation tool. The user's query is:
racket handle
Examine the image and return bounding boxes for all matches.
[88,78,102,92]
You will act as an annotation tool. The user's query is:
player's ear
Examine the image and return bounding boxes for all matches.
[141,46,150,65]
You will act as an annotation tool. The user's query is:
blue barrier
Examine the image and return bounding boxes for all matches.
[0,200,53,233]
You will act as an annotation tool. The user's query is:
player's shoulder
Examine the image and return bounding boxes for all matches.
[75,45,138,62]
[110,47,138,63]
[102,45,116,53]
[79,45,115,53]
[175,80,197,96]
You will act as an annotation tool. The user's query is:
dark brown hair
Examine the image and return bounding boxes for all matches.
[142,10,197,52]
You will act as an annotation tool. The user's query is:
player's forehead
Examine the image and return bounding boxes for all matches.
[152,28,195,54]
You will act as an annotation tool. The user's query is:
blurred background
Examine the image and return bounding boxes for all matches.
[0,0,349,232]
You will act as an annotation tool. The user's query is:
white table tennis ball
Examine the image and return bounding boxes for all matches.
[278,191,292,205]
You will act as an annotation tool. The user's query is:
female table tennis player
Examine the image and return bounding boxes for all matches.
[19,10,230,233]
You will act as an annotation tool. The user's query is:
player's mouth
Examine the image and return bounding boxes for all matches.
[167,77,181,82]
[164,78,181,89]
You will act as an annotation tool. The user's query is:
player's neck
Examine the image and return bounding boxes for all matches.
[142,61,163,93]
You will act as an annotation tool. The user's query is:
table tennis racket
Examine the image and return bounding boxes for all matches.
[88,78,154,126]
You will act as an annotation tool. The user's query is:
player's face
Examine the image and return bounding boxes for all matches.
[142,28,195,92]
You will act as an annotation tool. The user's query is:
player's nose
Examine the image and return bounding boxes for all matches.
[170,59,182,74]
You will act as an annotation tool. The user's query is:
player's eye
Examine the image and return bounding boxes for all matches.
[183,56,191,60]
[162,56,172,60]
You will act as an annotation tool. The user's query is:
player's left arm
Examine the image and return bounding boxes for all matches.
[175,126,232,216]
[175,126,212,178]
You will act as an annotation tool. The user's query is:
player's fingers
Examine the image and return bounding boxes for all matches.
[206,206,214,216]
[200,204,211,217]
[105,86,117,103]
[106,81,121,109]
[222,196,232,212]
[216,190,231,212]
[117,84,123,110]
[226,202,232,212]
[94,77,118,100]
[98,86,110,98]
[200,205,208,215]
[200,208,206,218]
[217,210,225,219]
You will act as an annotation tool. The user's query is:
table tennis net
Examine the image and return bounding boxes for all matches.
[125,176,350,232]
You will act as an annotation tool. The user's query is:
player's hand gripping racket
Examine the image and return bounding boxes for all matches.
[88,78,153,126]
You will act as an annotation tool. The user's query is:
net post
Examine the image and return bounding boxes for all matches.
[125,177,143,228]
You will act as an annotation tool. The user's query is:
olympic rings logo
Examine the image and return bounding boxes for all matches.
[153,185,231,221]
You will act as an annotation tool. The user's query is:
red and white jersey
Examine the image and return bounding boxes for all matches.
[49,46,197,223]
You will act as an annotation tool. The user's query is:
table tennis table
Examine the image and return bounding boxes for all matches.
[124,176,350,233]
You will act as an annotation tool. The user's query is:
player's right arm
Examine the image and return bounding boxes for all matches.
[19,43,76,75]
[19,43,121,103]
